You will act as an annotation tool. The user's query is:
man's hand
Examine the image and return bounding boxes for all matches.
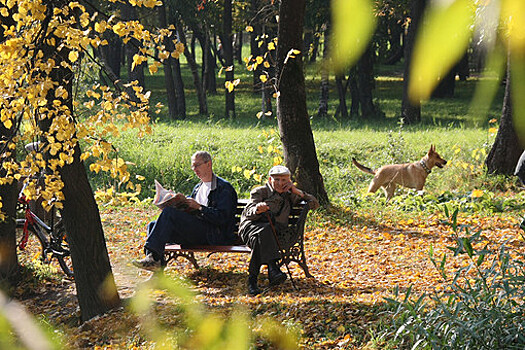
[285,181,304,198]
[255,202,270,214]
[186,198,202,211]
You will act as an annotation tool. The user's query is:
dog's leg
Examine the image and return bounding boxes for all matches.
[383,184,396,202]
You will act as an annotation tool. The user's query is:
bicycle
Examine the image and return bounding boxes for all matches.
[15,168,73,278]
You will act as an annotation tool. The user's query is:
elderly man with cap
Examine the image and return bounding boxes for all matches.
[239,165,319,295]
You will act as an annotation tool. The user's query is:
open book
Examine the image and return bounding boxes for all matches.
[153,180,190,210]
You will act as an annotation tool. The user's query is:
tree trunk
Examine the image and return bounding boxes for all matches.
[220,0,235,118]
[177,19,208,115]
[357,45,377,119]
[0,8,18,285]
[158,3,182,120]
[235,31,243,64]
[486,63,524,175]
[0,126,18,284]
[41,0,120,321]
[317,24,330,118]
[195,28,217,95]
[335,73,349,119]
[431,69,456,98]
[348,67,360,116]
[401,0,427,124]
[276,0,328,205]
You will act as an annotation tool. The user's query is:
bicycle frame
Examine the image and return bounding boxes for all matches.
[16,182,73,277]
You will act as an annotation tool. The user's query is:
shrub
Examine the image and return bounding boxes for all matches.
[379,207,525,349]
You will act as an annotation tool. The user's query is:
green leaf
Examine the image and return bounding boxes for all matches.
[409,0,474,102]
[463,237,473,258]
[330,0,376,73]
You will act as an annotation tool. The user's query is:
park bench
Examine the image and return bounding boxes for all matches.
[163,199,314,277]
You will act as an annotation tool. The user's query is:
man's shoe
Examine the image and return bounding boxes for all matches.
[248,278,261,296]
[133,254,162,272]
[268,266,287,286]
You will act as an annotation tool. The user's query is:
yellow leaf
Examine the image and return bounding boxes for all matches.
[246,26,253,32]
[68,51,79,62]
[148,64,158,74]
[243,169,252,179]
[259,74,268,83]
[471,189,484,198]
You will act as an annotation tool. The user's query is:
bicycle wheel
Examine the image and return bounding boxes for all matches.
[16,218,73,278]
[50,219,74,278]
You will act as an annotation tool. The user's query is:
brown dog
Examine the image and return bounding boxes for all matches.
[352,145,447,201]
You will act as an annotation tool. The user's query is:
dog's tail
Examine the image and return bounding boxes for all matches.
[352,158,375,175]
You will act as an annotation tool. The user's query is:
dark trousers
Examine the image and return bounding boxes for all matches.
[240,222,281,266]
[145,207,214,258]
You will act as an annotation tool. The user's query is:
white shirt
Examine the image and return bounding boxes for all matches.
[195,182,211,206]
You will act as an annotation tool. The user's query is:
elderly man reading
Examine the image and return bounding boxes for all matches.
[133,151,238,271]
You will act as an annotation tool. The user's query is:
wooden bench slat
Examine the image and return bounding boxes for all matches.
[165,244,251,253]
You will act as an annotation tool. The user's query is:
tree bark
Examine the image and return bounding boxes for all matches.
[357,45,378,119]
[486,62,524,175]
[176,18,208,115]
[0,127,18,284]
[334,73,349,119]
[41,0,120,321]
[194,28,217,95]
[348,67,360,116]
[401,0,427,124]
[317,24,330,118]
[0,7,18,284]
[220,0,235,118]
[431,69,456,98]
[158,2,183,120]
[276,0,328,205]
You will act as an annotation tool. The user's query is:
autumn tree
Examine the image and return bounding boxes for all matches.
[275,0,328,204]
[401,0,427,124]
[0,0,180,321]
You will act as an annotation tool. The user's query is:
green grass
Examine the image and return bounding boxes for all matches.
[88,59,521,216]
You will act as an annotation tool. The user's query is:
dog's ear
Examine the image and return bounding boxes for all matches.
[429,144,435,154]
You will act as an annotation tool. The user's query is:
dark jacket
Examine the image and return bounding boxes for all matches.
[240,182,319,230]
[190,174,238,244]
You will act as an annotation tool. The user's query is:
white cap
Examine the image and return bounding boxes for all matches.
[269,165,291,176]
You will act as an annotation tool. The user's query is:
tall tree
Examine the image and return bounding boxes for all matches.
[220,0,236,118]
[356,45,379,119]
[275,0,329,205]
[158,2,184,120]
[39,0,121,321]
[486,62,524,175]
[401,0,428,124]
[0,7,18,283]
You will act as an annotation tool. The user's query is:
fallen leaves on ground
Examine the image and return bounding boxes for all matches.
[15,204,525,349]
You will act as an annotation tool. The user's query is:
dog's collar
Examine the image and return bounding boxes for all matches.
[420,160,431,174]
